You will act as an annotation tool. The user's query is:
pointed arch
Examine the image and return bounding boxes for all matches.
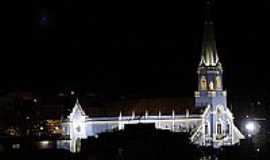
[215,76,222,90]
[209,81,214,90]
[200,76,207,90]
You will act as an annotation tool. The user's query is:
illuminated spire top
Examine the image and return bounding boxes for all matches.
[199,0,219,67]
[70,98,86,118]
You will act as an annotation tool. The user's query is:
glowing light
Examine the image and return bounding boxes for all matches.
[256,148,260,152]
[58,92,65,96]
[40,126,44,130]
[41,141,49,145]
[39,15,49,27]
[245,122,255,132]
[71,90,75,95]
[41,16,48,22]
[12,144,20,149]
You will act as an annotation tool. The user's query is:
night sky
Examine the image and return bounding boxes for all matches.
[8,1,270,98]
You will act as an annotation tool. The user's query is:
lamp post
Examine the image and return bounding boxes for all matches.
[245,122,255,135]
[245,121,257,145]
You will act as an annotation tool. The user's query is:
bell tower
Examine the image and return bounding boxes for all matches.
[195,1,226,109]
[193,0,241,147]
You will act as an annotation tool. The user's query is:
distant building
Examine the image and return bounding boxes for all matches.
[61,2,244,152]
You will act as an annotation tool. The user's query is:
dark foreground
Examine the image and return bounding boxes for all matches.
[1,125,270,160]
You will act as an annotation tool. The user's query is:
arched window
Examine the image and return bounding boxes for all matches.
[200,76,207,90]
[217,105,224,114]
[209,81,214,90]
[76,125,81,133]
[215,76,222,90]
[226,124,230,134]
[217,123,222,134]
[205,124,209,135]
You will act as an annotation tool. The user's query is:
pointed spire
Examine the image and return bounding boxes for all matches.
[75,97,80,105]
[200,0,219,67]
[72,98,86,116]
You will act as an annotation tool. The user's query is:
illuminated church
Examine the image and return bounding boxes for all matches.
[61,2,244,152]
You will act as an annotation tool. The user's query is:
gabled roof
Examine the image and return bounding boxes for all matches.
[69,98,87,119]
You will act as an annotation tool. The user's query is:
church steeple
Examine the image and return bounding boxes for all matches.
[196,0,224,104]
[199,1,219,67]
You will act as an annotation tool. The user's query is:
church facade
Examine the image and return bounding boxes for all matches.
[61,4,244,152]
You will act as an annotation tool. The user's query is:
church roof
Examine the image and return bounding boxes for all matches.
[82,97,203,117]
[199,1,220,67]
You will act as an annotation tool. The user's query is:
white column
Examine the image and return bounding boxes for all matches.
[172,110,175,131]
[157,110,162,128]
[119,111,122,121]
[132,110,135,120]
[145,110,148,119]
[186,109,189,118]
[118,111,124,130]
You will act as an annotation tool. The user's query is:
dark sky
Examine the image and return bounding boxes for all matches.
[8,0,270,98]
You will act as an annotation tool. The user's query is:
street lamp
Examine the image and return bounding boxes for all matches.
[245,122,255,133]
[244,121,260,137]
